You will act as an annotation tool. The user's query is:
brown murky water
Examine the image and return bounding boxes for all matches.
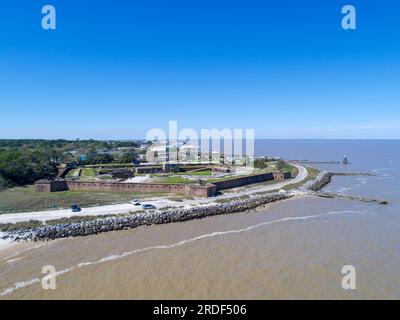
[1,196,399,299]
[1,140,400,299]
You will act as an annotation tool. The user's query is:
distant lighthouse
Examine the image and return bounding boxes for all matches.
[343,155,348,165]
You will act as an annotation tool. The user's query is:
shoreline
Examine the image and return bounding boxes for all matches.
[0,167,344,243]
[1,191,295,242]
[0,164,308,224]
[0,194,305,258]
[0,237,23,258]
[0,168,383,249]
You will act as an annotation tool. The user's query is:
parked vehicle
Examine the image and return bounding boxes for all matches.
[71,204,81,212]
[130,199,139,205]
[142,204,156,210]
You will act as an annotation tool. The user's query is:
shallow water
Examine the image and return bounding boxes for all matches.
[1,140,399,299]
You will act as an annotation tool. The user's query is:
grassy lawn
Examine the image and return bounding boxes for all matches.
[291,166,299,177]
[98,175,114,180]
[81,168,97,177]
[0,186,172,214]
[66,169,80,178]
[281,166,319,190]
[84,163,134,168]
[176,170,212,176]
[305,166,319,180]
[76,168,100,182]
[255,162,298,177]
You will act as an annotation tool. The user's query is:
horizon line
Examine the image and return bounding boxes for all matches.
[1,138,400,141]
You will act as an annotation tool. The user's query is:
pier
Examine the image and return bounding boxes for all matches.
[291,160,340,165]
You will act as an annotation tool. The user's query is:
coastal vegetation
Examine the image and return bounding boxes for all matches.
[0,220,43,232]
[0,139,301,217]
[0,139,143,190]
[0,186,174,214]
[281,166,319,191]
[253,158,298,177]
[0,213,127,232]
[0,147,57,190]
[2,192,292,241]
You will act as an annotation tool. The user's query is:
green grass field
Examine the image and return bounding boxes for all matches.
[84,163,134,168]
[81,168,97,177]
[281,166,319,190]
[66,168,80,178]
[0,186,172,214]
[175,170,212,176]
[74,168,101,182]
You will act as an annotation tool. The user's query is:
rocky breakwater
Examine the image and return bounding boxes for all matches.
[1,191,292,242]
[317,192,388,205]
[301,170,388,205]
[300,171,332,192]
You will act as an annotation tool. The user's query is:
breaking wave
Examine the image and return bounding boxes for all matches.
[0,210,367,298]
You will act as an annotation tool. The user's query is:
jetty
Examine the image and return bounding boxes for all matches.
[291,160,340,165]
[301,171,388,205]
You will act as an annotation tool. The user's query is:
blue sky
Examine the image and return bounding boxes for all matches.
[1,0,400,139]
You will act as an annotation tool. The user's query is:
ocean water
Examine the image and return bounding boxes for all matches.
[0,140,399,299]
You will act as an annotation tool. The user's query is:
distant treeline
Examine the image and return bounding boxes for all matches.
[0,139,140,149]
[0,139,142,190]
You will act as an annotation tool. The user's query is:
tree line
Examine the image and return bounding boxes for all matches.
[0,139,142,190]
[0,148,57,190]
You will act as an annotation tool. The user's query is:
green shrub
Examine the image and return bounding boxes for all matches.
[0,220,43,232]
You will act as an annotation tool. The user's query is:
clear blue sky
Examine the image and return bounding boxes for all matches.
[1,0,400,139]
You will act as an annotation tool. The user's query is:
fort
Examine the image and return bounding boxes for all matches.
[34,171,291,198]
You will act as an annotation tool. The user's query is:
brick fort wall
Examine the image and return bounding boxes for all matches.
[34,171,291,198]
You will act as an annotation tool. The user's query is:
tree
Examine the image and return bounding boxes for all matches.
[117,153,134,164]
[254,159,268,169]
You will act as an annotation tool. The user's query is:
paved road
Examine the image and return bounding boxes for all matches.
[0,164,307,224]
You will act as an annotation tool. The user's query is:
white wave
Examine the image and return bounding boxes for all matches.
[371,168,396,180]
[336,187,349,193]
[372,168,395,173]
[0,210,367,298]
[0,278,41,297]
[3,243,49,262]
[5,256,25,264]
[378,174,395,180]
